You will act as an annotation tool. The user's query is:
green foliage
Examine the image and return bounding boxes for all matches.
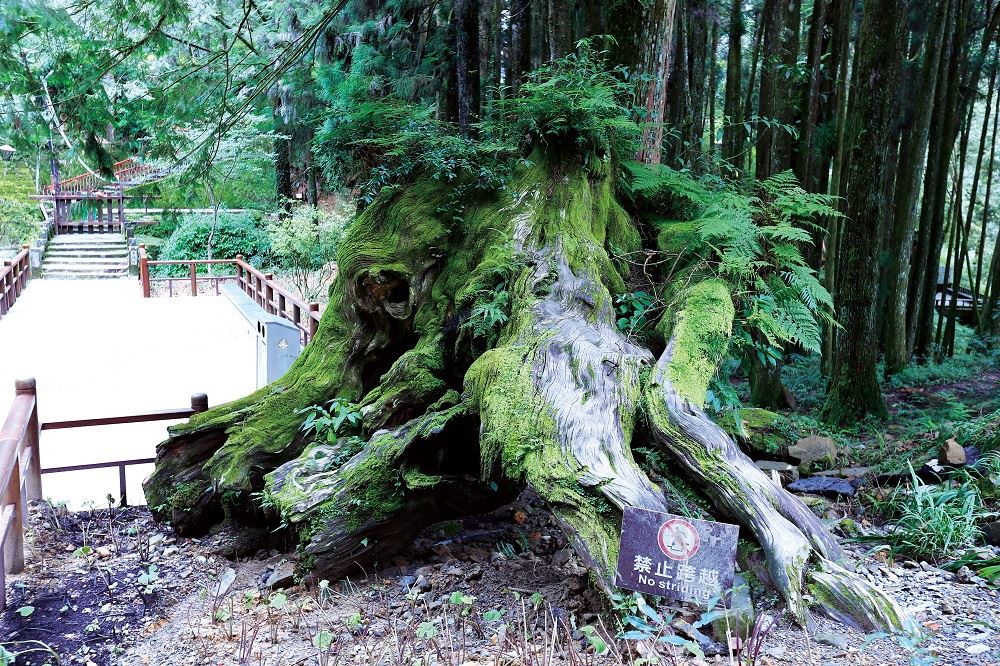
[158,212,271,276]
[143,210,184,239]
[297,398,363,444]
[877,467,987,562]
[615,291,656,339]
[268,203,354,301]
[488,38,638,164]
[0,198,40,249]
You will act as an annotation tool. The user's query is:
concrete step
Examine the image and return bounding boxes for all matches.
[43,256,129,265]
[49,235,126,244]
[45,248,129,257]
[45,246,128,253]
[42,272,129,280]
[41,262,128,274]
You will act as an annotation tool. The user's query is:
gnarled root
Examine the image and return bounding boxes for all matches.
[643,281,915,633]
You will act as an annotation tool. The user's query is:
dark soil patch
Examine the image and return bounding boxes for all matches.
[1,504,214,665]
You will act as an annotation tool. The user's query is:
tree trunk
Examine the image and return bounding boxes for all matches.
[820,0,904,424]
[945,51,997,354]
[977,76,1000,333]
[721,0,745,173]
[454,0,481,137]
[884,0,950,374]
[144,152,916,636]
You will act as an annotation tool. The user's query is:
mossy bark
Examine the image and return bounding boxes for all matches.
[144,154,914,633]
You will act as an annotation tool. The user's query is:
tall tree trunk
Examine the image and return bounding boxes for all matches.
[820,0,904,424]
[977,73,1000,332]
[687,0,709,169]
[454,0,481,137]
[509,0,532,93]
[945,52,998,353]
[273,100,292,209]
[756,0,782,179]
[721,0,745,173]
[884,0,950,374]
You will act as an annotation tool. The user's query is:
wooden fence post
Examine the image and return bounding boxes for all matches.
[265,274,274,314]
[191,393,209,413]
[2,451,25,576]
[190,263,198,297]
[139,244,150,298]
[309,303,320,342]
[21,245,31,282]
[16,378,41,502]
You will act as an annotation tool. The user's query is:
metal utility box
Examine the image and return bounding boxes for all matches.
[256,317,301,386]
[222,284,302,387]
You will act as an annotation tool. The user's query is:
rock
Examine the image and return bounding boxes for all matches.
[399,575,416,592]
[414,575,431,592]
[983,521,1000,547]
[957,566,975,584]
[148,534,164,547]
[96,546,113,558]
[674,619,726,657]
[755,460,799,484]
[814,467,873,480]
[939,438,967,466]
[788,435,838,468]
[711,574,755,642]
[264,560,296,589]
[551,548,573,568]
[787,477,856,498]
[814,632,849,649]
[965,643,990,656]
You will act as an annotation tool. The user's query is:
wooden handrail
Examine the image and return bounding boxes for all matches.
[0,379,208,610]
[0,378,41,611]
[138,249,323,344]
[1,245,32,320]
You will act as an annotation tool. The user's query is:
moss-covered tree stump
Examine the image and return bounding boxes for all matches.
[144,153,916,634]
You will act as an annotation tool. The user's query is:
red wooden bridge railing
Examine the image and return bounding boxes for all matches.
[138,245,322,345]
[0,245,31,319]
[41,158,160,195]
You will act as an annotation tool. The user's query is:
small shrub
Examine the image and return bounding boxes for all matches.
[158,212,271,276]
[0,198,40,249]
[143,209,183,239]
[268,203,353,301]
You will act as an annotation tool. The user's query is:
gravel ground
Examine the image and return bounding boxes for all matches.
[4,496,1000,665]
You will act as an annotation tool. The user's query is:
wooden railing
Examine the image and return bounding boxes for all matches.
[0,245,31,319]
[0,378,207,610]
[41,158,159,195]
[138,244,322,344]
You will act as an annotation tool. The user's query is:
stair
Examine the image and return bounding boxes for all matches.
[42,234,130,279]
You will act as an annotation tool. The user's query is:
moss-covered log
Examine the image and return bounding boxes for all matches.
[144,153,915,634]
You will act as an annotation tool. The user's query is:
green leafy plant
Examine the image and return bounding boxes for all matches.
[295,398,365,469]
[615,291,656,339]
[157,211,272,276]
[876,466,988,561]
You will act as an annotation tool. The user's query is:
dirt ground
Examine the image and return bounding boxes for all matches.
[3,488,999,666]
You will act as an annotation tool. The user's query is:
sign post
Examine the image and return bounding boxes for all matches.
[615,507,739,605]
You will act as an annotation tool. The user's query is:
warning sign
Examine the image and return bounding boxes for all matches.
[616,507,739,604]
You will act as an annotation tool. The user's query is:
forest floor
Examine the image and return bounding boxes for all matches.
[4,346,1000,665]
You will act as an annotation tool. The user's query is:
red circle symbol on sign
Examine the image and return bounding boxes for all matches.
[657,518,701,560]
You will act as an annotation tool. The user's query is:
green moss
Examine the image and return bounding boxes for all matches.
[663,279,735,406]
[719,408,790,455]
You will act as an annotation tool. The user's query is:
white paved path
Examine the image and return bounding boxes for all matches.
[0,278,256,508]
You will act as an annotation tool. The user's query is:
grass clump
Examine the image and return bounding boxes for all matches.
[878,467,988,562]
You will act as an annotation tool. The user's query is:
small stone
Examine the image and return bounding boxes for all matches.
[939,438,966,466]
[148,534,164,547]
[265,560,296,589]
[755,460,799,484]
[956,566,974,583]
[814,632,849,649]
[789,435,838,468]
[414,575,431,592]
[965,643,990,656]
[163,546,179,557]
[787,477,856,498]
[551,548,573,568]
[96,546,113,558]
